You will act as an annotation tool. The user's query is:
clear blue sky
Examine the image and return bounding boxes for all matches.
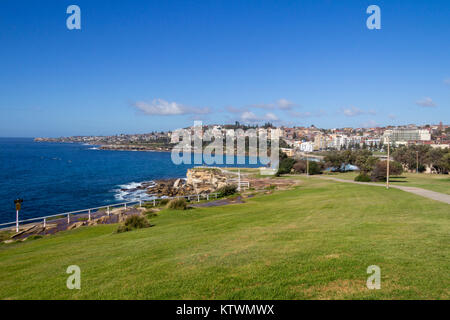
[0,0,449,137]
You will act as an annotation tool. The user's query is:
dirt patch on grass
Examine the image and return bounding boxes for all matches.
[192,196,245,208]
[293,278,413,299]
[248,177,300,190]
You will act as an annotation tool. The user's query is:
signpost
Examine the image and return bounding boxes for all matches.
[14,199,23,233]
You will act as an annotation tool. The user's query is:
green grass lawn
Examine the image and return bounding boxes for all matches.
[0,178,449,299]
[326,172,450,195]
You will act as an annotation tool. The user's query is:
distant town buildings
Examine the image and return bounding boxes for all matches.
[383,128,431,145]
[36,122,449,156]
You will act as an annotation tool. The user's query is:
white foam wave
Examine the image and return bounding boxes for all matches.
[113,181,156,202]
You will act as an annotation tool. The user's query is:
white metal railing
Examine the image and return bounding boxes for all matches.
[0,192,219,231]
[228,179,250,189]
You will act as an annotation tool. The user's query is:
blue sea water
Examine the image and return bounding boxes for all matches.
[0,138,262,224]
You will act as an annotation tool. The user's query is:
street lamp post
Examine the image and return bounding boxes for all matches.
[237,168,241,192]
[14,199,23,233]
[306,152,309,177]
[416,151,419,173]
[386,136,390,189]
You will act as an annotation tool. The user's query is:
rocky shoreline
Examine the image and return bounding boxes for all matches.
[124,168,230,198]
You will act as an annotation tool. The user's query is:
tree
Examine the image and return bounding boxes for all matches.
[393,145,430,172]
[276,152,296,175]
[426,148,447,174]
[438,153,450,173]
[371,161,403,182]
[355,155,379,174]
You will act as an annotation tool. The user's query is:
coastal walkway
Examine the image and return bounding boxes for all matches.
[317,176,450,205]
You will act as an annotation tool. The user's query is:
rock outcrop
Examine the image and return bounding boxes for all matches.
[147,168,229,197]
[186,168,228,193]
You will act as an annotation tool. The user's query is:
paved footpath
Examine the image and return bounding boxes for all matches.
[318,176,450,205]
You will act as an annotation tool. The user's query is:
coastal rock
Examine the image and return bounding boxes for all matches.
[68,221,86,230]
[10,225,38,239]
[186,168,228,194]
[146,168,231,197]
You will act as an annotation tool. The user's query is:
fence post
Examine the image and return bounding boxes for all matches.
[43,218,46,228]
[153,199,156,206]
[207,194,209,201]
[197,195,200,202]
[139,200,142,208]
[88,209,91,221]
[124,203,127,210]
[107,206,110,216]
[67,213,70,224]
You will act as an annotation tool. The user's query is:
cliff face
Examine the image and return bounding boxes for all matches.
[186,168,228,193]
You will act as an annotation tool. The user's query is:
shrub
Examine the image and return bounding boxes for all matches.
[217,184,237,198]
[308,161,324,175]
[167,198,187,210]
[0,231,13,242]
[116,215,150,233]
[293,160,307,173]
[265,185,276,190]
[145,210,158,218]
[159,198,170,206]
[26,235,43,241]
[371,161,403,182]
[354,173,371,182]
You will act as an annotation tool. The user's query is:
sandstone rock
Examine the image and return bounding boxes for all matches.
[10,224,38,239]
[186,168,228,194]
[68,221,86,230]
[145,168,232,198]
[97,216,109,224]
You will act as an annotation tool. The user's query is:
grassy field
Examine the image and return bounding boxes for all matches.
[325,172,450,195]
[0,178,449,299]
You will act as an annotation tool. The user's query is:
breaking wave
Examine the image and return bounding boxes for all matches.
[112,181,156,202]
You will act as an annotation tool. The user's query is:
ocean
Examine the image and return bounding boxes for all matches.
[0,138,262,224]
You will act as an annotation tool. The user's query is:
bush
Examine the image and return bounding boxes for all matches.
[308,161,324,175]
[217,184,237,198]
[265,185,276,190]
[371,160,403,182]
[276,152,296,176]
[0,231,13,242]
[116,215,150,233]
[145,210,158,218]
[167,198,187,210]
[26,235,43,241]
[159,198,170,206]
[354,173,371,182]
[292,160,307,173]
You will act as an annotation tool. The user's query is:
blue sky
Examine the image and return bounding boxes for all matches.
[0,0,449,137]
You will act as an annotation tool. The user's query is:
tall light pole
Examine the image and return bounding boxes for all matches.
[416,151,419,173]
[14,199,23,233]
[237,168,241,192]
[386,136,390,189]
[306,152,309,177]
